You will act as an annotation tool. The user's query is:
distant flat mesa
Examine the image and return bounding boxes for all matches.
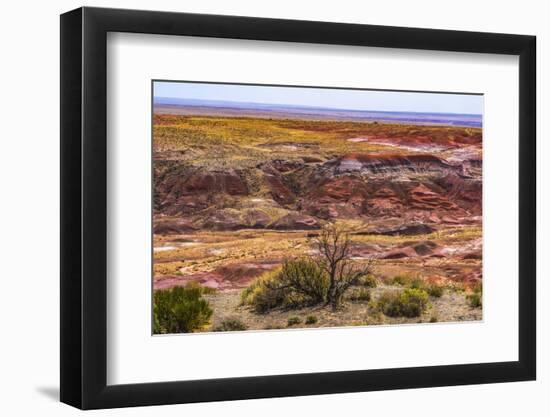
[153,98,482,128]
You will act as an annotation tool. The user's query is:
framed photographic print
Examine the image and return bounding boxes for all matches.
[60,6,536,410]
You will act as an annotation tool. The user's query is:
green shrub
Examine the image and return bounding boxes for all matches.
[240,269,286,313]
[214,318,248,332]
[466,281,482,308]
[399,288,430,317]
[427,283,444,298]
[153,284,213,334]
[376,288,430,318]
[241,258,328,313]
[467,292,482,308]
[305,315,318,325]
[392,274,443,298]
[287,316,302,326]
[349,288,371,302]
[278,257,329,303]
[375,291,402,317]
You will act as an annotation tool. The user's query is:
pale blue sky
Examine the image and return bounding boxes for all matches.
[154,81,482,115]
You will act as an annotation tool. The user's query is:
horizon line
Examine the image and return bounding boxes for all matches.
[153,96,483,117]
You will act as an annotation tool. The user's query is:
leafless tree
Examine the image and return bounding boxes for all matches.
[314,224,374,309]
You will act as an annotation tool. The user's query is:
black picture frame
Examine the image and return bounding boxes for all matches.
[60,6,536,410]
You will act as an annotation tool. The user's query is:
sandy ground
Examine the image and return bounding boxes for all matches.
[202,284,482,332]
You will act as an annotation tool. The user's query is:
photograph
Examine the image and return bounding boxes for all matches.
[152,81,483,334]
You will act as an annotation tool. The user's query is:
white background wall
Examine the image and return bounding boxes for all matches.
[0,0,545,415]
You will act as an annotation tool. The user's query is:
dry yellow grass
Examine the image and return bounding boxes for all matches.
[353,225,482,244]
[152,115,445,168]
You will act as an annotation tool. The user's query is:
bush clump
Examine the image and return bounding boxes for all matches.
[287,316,302,326]
[392,274,443,298]
[153,283,213,334]
[375,288,430,318]
[241,258,328,313]
[467,292,482,308]
[214,318,248,332]
[466,282,482,308]
[426,283,444,298]
[240,268,287,313]
[305,315,318,325]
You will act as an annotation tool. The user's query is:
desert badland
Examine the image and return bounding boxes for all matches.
[152,87,483,334]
